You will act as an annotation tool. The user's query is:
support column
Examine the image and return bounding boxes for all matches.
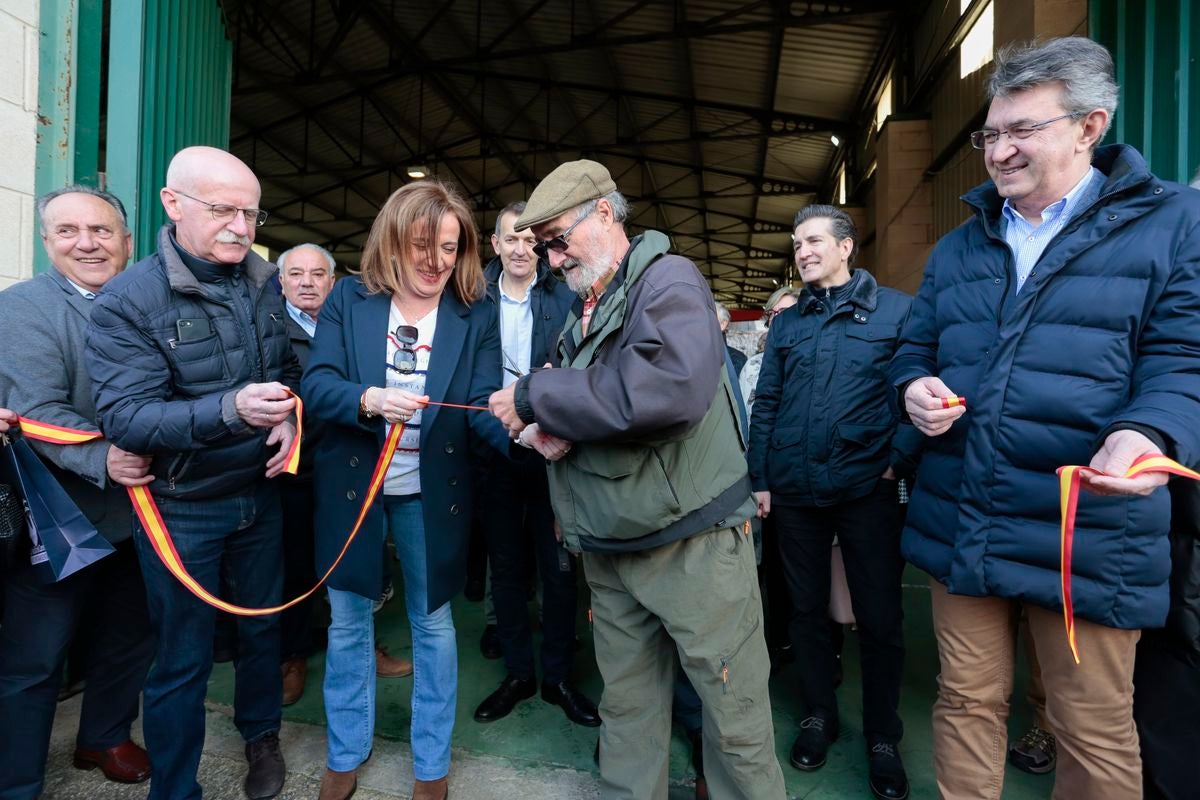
[873,119,934,294]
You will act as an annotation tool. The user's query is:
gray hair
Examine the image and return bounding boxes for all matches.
[987,37,1119,140]
[793,203,859,266]
[35,185,129,233]
[277,243,336,275]
[714,301,731,328]
[764,285,803,313]
[494,201,528,238]
[578,190,632,224]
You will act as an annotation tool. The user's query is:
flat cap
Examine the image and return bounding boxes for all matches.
[514,159,616,231]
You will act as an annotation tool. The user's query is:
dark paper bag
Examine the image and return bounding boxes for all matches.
[0,433,113,582]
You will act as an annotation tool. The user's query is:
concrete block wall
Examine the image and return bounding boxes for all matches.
[0,0,38,289]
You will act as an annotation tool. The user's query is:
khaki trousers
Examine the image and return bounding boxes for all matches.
[929,579,1141,800]
[583,527,786,800]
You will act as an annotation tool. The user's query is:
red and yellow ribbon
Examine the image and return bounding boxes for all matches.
[16,395,490,615]
[129,422,401,616]
[940,395,967,409]
[15,391,325,616]
[1057,454,1200,664]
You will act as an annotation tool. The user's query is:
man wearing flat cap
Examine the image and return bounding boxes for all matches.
[490,159,786,799]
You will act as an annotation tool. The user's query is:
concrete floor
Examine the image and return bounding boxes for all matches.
[42,566,1053,799]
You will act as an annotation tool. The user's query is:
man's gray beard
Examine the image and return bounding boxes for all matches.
[564,253,611,297]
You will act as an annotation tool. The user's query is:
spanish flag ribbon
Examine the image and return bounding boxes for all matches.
[1057,454,1200,664]
[129,421,402,615]
[17,417,105,445]
[12,391,329,616]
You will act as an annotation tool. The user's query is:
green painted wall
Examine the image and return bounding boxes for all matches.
[1091,0,1200,184]
[106,0,233,260]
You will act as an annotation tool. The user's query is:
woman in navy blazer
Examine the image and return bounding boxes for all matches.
[302,181,510,800]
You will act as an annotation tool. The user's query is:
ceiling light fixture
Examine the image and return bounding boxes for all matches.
[830,135,841,147]
[406,165,428,179]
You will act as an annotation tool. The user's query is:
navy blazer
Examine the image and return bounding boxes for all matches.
[301,277,510,610]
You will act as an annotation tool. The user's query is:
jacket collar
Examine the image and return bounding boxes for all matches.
[157,224,277,295]
[798,268,877,315]
[483,255,554,302]
[44,267,97,322]
[961,144,1157,227]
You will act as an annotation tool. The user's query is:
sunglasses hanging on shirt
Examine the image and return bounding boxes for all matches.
[387,325,419,375]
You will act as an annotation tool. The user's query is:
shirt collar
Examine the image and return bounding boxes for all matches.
[586,262,620,303]
[498,270,534,303]
[61,275,97,300]
[1002,166,1100,226]
[284,300,317,336]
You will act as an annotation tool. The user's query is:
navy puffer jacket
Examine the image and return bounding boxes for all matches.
[747,268,921,506]
[890,145,1200,630]
[87,225,301,500]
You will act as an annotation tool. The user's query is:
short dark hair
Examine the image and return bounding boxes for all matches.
[793,204,858,266]
[36,185,129,233]
[494,201,528,238]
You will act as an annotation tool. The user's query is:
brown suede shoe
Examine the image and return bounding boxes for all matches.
[281,658,308,706]
[375,644,413,678]
[318,768,357,800]
[412,776,448,800]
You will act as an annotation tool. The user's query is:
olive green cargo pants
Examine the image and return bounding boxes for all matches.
[582,525,786,800]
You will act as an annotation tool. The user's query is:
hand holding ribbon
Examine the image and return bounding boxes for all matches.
[1057,431,1195,664]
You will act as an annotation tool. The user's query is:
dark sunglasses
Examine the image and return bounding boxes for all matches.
[532,208,594,260]
[388,325,419,374]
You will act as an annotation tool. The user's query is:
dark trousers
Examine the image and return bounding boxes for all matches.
[132,483,283,800]
[775,478,906,742]
[1134,630,1200,800]
[480,460,576,684]
[758,514,792,651]
[279,478,320,661]
[0,539,154,800]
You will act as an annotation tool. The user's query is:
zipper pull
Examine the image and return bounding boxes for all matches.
[743,519,751,536]
[168,337,178,350]
[168,476,175,490]
[721,660,729,695]
[587,607,593,634]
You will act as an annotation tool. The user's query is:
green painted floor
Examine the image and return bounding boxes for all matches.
[209,564,1050,799]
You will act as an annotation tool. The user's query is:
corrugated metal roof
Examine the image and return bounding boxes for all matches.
[225,0,908,307]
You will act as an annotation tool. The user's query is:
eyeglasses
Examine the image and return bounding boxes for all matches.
[969,113,1080,149]
[170,189,269,227]
[388,325,419,374]
[532,208,594,260]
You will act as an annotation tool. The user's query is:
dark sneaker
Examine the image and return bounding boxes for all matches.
[1009,725,1056,774]
[789,714,838,771]
[244,731,285,799]
[867,740,909,800]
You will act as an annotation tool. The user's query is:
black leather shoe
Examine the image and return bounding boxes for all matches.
[474,675,536,722]
[541,680,601,727]
[867,740,909,800]
[479,625,502,660]
[244,731,285,799]
[789,714,838,771]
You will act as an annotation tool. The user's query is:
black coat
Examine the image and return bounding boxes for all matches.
[747,268,919,506]
[301,278,511,609]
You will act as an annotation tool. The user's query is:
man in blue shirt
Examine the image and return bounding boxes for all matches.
[471,201,599,728]
[892,38,1200,800]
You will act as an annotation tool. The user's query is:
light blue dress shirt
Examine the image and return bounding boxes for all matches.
[285,299,317,337]
[497,271,533,388]
[1001,166,1103,292]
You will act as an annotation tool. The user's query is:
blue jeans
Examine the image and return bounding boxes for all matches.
[324,495,457,779]
[132,483,283,800]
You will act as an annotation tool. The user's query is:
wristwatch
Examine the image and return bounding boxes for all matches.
[359,389,376,419]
